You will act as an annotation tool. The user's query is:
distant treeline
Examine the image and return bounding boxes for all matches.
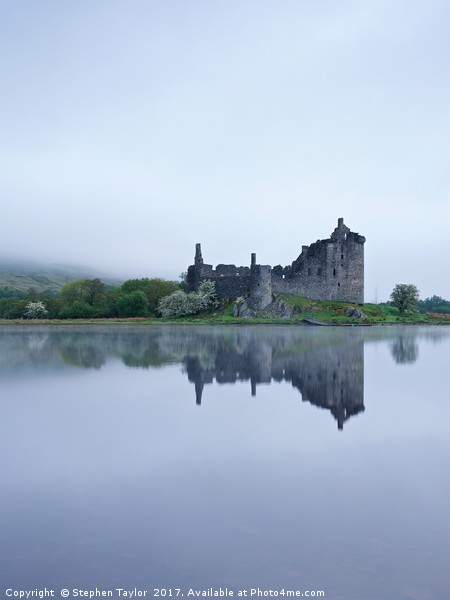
[0,278,182,319]
[417,295,450,314]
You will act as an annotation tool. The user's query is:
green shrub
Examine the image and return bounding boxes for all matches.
[58,301,99,319]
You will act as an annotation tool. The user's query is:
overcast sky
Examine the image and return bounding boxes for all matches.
[1,0,449,301]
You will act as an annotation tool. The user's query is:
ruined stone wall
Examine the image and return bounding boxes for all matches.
[186,251,251,298]
[271,219,365,303]
[186,219,365,304]
[211,274,251,298]
[187,263,251,298]
[272,237,331,298]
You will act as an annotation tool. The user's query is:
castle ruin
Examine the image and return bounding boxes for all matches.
[186,218,365,308]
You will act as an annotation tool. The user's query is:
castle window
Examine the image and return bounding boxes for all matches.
[338,283,340,287]
[341,254,344,260]
[333,268,336,277]
[308,268,311,276]
[317,268,322,276]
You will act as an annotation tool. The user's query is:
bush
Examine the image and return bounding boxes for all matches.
[58,301,100,319]
[158,280,218,318]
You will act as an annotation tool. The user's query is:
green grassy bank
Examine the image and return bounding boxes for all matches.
[278,295,450,325]
[1,295,450,325]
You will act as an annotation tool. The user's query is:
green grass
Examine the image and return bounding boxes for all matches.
[2,295,450,326]
[278,295,450,325]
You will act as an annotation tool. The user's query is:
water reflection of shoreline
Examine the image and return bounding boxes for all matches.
[1,325,448,430]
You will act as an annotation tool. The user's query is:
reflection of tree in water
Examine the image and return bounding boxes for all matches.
[46,331,109,369]
[116,330,229,369]
[0,329,65,375]
[59,344,106,369]
[390,336,419,364]
[27,332,50,352]
[52,328,232,371]
[121,336,168,369]
[422,330,448,345]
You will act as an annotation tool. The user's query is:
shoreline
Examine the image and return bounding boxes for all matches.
[1,318,449,327]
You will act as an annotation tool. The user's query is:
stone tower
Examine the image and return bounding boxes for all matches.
[248,253,272,310]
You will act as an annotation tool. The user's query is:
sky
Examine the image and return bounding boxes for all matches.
[1,0,449,302]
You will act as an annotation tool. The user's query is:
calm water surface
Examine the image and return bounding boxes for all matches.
[1,325,449,599]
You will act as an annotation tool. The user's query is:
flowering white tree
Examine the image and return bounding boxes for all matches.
[158,280,218,317]
[197,280,219,310]
[158,290,198,317]
[24,301,48,319]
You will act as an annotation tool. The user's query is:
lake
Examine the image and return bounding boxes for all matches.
[1,325,449,600]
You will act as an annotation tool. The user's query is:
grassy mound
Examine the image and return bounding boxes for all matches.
[279,295,448,325]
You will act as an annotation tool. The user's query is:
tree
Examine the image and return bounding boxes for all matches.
[418,295,450,314]
[116,290,149,317]
[25,287,39,301]
[0,297,27,319]
[157,290,200,317]
[157,280,218,318]
[119,278,179,315]
[58,278,108,317]
[390,284,420,313]
[24,301,48,319]
[197,279,219,310]
[178,272,188,291]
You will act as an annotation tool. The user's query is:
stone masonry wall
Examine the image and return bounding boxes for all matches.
[186,219,365,304]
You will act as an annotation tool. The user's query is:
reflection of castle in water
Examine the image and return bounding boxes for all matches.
[10,325,446,430]
[185,331,364,430]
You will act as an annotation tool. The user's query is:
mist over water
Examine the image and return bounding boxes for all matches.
[1,325,449,599]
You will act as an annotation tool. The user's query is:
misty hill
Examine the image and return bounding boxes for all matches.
[0,259,123,296]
